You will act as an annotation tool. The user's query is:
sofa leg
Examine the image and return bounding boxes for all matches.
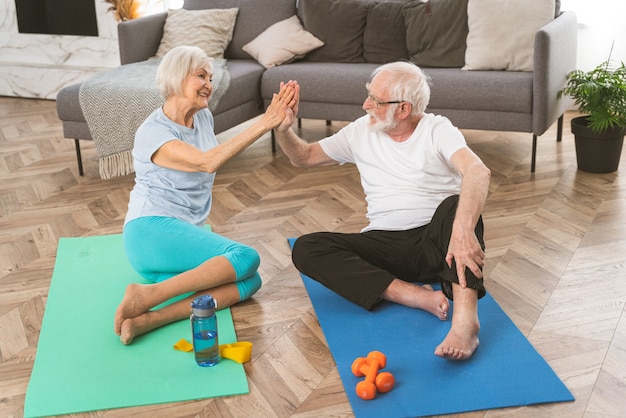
[74,139,84,176]
[531,134,537,173]
[557,115,563,142]
[298,118,302,128]
[271,130,276,153]
[326,120,331,126]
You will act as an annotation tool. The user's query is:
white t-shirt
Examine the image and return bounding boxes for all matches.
[125,107,217,227]
[319,113,466,232]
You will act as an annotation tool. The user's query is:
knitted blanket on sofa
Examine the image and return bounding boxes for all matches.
[79,58,230,179]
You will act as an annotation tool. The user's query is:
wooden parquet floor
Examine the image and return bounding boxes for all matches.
[1,96,625,418]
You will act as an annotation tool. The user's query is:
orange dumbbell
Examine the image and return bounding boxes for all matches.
[351,350,395,400]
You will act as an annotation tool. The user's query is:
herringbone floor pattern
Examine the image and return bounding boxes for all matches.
[1,96,625,417]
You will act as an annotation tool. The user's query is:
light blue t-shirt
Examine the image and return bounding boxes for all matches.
[124,107,218,227]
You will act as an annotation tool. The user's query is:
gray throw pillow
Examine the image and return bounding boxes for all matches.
[297,0,370,63]
[154,8,238,59]
[403,0,469,68]
[184,0,297,60]
[363,1,409,63]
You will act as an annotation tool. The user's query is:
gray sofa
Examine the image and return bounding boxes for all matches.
[56,0,576,175]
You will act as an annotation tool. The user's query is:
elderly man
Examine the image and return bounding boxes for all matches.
[275,61,491,360]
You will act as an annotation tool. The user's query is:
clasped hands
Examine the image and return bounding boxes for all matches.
[263,81,300,130]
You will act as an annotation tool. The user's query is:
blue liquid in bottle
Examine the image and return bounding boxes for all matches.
[192,329,219,367]
[191,295,220,367]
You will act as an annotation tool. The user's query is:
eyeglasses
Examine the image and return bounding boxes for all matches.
[365,82,406,109]
[367,95,403,109]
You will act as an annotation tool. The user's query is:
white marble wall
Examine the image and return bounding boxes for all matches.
[0,0,120,100]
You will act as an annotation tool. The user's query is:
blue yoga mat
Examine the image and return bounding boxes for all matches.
[288,238,573,418]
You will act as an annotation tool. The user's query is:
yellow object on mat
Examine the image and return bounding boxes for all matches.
[174,339,253,364]
[174,338,193,352]
[220,342,253,364]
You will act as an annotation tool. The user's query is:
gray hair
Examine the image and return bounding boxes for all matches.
[156,46,212,98]
[371,61,431,116]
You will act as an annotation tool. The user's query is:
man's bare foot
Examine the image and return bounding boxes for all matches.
[114,283,154,335]
[381,279,449,320]
[434,317,480,360]
[421,284,449,320]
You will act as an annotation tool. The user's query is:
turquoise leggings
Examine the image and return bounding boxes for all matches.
[123,216,262,301]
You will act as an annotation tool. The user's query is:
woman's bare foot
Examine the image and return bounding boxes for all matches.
[119,311,162,345]
[119,318,138,345]
[434,315,480,360]
[114,283,154,335]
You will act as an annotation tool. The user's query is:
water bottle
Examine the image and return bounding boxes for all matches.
[190,294,220,367]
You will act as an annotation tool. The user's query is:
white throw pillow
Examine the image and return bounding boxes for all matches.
[242,15,324,69]
[463,0,555,71]
[155,8,239,59]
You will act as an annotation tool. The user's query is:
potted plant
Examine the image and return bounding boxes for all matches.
[558,59,626,173]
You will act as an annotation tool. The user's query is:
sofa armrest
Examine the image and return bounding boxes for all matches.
[117,12,167,65]
[532,10,577,136]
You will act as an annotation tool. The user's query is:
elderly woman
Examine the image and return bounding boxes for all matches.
[114,46,295,344]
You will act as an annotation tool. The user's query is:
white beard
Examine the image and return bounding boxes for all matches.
[366,107,398,133]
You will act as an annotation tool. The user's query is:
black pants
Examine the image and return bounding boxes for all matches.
[292,195,486,310]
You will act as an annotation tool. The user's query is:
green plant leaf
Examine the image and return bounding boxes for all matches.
[558,60,626,133]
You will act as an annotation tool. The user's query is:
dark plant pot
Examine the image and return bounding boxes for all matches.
[571,116,625,173]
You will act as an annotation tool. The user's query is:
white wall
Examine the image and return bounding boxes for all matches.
[0,0,120,99]
[0,0,172,99]
[561,0,626,70]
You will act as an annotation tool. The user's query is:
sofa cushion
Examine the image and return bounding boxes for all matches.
[262,62,379,121]
[297,0,370,63]
[463,0,555,71]
[154,8,238,58]
[183,0,297,60]
[425,68,533,114]
[403,0,468,68]
[242,15,323,69]
[362,1,409,63]
[262,62,377,105]
[211,59,265,114]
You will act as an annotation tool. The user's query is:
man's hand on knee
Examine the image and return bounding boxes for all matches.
[445,229,484,288]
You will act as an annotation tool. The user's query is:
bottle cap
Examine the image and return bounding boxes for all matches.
[191,294,216,317]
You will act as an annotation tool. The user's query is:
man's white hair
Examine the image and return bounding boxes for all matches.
[370,61,431,116]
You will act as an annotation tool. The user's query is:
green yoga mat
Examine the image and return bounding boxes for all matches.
[24,233,249,417]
